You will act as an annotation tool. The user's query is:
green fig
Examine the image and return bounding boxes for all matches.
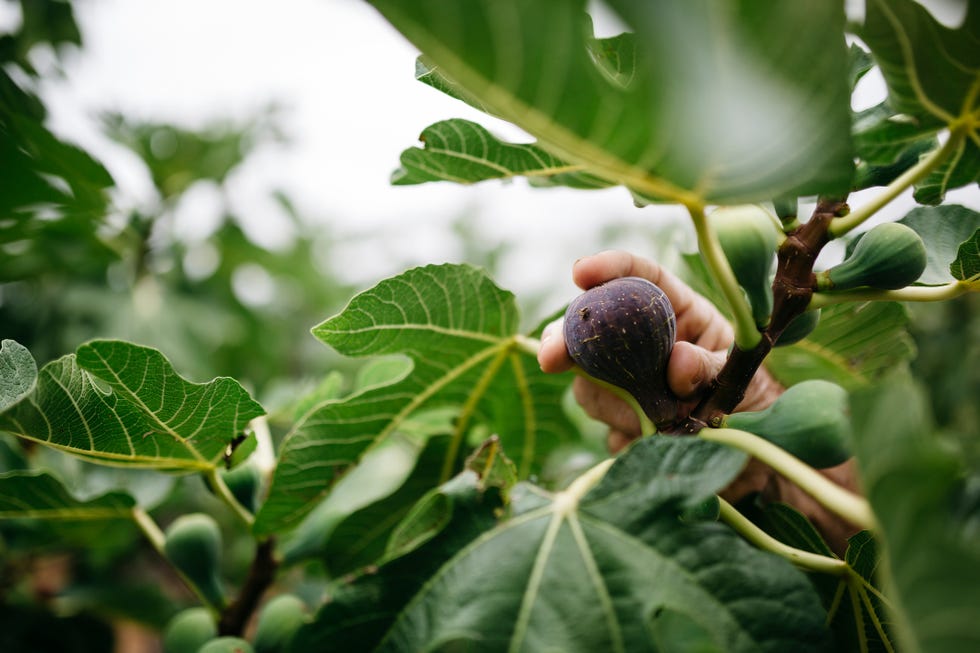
[253,594,309,653]
[817,222,927,291]
[221,462,262,514]
[723,380,852,469]
[164,513,226,609]
[162,607,216,653]
[708,205,780,327]
[564,277,677,431]
[198,637,254,653]
[773,309,820,346]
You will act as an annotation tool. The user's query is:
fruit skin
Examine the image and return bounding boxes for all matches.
[817,222,927,291]
[774,309,821,347]
[564,276,677,430]
[162,607,217,653]
[164,513,226,609]
[221,462,262,514]
[709,205,780,327]
[723,380,852,469]
[253,594,309,653]
[198,637,254,653]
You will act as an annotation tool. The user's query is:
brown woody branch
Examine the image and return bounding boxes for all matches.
[679,197,848,432]
[217,537,278,636]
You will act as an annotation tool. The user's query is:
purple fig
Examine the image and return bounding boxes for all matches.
[564,277,678,431]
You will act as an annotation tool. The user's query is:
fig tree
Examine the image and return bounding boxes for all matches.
[722,379,852,469]
[816,222,927,291]
[163,513,226,609]
[564,276,677,431]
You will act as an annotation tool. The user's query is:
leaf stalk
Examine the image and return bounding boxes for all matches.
[717,498,849,576]
[701,428,876,531]
[687,204,762,350]
[829,128,967,237]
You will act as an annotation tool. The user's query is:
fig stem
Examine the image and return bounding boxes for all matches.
[687,203,762,350]
[829,127,967,238]
[809,279,978,308]
[716,497,850,577]
[700,427,876,531]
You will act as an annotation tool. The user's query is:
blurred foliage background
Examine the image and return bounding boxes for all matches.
[1,1,978,651]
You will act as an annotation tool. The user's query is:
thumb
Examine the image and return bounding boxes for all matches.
[667,341,726,400]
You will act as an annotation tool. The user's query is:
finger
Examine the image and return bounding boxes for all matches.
[735,365,784,413]
[572,251,733,350]
[537,319,574,373]
[667,341,726,400]
[607,427,639,454]
[572,377,642,436]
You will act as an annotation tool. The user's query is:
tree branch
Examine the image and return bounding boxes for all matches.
[684,198,847,428]
[217,537,278,637]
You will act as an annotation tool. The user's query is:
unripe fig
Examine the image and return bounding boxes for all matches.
[723,379,852,469]
[253,594,309,653]
[164,513,226,609]
[220,462,262,514]
[708,205,779,327]
[198,637,254,653]
[774,309,820,347]
[564,277,677,430]
[817,222,927,291]
[162,607,216,653]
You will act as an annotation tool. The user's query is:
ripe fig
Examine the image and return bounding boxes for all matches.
[564,276,677,431]
[164,513,226,609]
[816,222,927,291]
[709,205,779,327]
[722,379,852,469]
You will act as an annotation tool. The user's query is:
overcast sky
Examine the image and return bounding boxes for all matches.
[22,0,980,312]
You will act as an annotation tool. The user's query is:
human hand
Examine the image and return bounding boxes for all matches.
[538,250,784,452]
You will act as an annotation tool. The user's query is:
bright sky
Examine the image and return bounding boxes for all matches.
[27,0,980,315]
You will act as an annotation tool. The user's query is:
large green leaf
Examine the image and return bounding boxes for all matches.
[392,119,611,188]
[0,340,264,470]
[765,302,916,391]
[291,436,831,652]
[859,0,980,127]
[850,376,980,653]
[256,264,573,535]
[0,471,135,521]
[898,205,980,284]
[0,340,36,412]
[372,0,853,204]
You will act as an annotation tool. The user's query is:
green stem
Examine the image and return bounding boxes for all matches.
[687,204,761,350]
[700,428,877,530]
[206,468,255,528]
[132,507,166,555]
[515,333,656,434]
[717,498,850,576]
[829,129,966,237]
[809,279,977,309]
